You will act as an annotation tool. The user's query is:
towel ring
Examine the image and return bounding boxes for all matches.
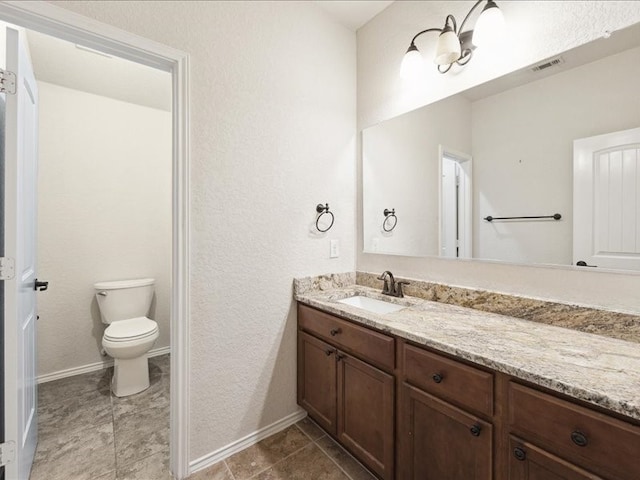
[316,203,334,233]
[383,208,397,232]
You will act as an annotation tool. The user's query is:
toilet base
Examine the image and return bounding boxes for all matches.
[112,355,150,397]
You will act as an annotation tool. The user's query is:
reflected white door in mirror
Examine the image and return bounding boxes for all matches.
[440,147,472,259]
[574,127,640,271]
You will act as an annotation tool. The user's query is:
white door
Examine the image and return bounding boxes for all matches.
[441,156,458,257]
[574,127,640,270]
[3,26,39,480]
[439,148,472,259]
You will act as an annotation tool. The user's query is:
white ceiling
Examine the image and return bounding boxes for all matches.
[314,0,394,31]
[26,30,172,111]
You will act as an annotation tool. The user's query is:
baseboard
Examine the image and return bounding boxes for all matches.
[189,409,307,475]
[37,345,171,384]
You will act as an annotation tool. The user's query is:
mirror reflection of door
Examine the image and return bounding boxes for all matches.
[440,148,472,259]
[441,157,459,257]
[574,127,640,270]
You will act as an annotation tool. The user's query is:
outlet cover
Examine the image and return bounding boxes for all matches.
[330,239,340,258]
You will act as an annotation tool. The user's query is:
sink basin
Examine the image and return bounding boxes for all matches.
[337,295,406,314]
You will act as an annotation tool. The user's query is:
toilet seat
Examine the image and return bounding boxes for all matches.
[104,317,158,342]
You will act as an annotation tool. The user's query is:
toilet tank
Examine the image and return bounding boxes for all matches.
[94,278,155,324]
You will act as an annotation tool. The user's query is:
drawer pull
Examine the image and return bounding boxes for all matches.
[330,328,341,336]
[432,373,444,384]
[571,430,588,447]
[513,447,527,461]
[325,349,334,356]
[470,424,482,437]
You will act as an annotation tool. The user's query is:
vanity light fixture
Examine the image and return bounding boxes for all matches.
[400,0,506,79]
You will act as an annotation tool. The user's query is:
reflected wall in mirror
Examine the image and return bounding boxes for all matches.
[362,22,640,272]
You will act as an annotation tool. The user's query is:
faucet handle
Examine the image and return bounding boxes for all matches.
[395,281,410,298]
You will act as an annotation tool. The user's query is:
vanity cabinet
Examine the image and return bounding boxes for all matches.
[296,301,640,480]
[297,305,395,480]
[398,343,494,480]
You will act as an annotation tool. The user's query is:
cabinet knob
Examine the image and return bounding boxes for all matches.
[571,430,588,447]
[330,328,341,336]
[513,447,526,461]
[469,424,482,437]
[432,373,443,384]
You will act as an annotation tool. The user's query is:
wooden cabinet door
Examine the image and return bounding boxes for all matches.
[298,331,337,435]
[399,383,492,480]
[508,437,603,480]
[337,352,394,480]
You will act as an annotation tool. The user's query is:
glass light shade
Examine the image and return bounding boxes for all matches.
[472,1,506,48]
[434,28,461,65]
[400,45,426,80]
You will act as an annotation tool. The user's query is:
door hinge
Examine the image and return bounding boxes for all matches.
[0,441,16,466]
[0,68,16,94]
[0,257,16,280]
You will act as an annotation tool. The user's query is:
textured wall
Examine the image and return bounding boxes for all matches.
[37,81,172,376]
[51,0,357,460]
[357,1,640,313]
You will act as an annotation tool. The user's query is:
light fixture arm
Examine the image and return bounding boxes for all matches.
[444,14,458,34]
[410,27,443,46]
[458,0,486,36]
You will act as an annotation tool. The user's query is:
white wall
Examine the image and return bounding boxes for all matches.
[473,45,640,265]
[36,81,172,376]
[363,94,471,256]
[357,1,640,313]
[51,0,357,461]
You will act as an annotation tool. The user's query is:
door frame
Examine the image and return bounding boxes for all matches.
[0,2,191,479]
[438,145,473,259]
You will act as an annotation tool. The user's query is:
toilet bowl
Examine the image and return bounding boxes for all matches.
[95,278,158,397]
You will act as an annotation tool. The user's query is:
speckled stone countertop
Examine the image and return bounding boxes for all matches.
[356,272,640,343]
[294,274,640,422]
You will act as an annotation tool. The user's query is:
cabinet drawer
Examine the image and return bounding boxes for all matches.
[298,304,395,371]
[508,436,603,480]
[508,382,640,480]
[403,344,493,417]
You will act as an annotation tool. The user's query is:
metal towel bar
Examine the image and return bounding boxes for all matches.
[484,213,561,222]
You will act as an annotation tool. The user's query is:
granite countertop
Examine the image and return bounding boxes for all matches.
[294,281,640,422]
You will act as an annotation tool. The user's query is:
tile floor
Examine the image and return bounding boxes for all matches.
[188,417,376,480]
[30,355,375,480]
[30,354,171,480]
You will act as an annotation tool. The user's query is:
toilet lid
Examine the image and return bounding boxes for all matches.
[104,317,158,342]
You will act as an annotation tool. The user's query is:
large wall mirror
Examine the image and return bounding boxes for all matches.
[363,22,640,272]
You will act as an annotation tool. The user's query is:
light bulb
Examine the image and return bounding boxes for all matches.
[434,26,461,65]
[472,1,505,48]
[400,44,427,80]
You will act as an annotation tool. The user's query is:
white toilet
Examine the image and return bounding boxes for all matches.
[95,278,159,397]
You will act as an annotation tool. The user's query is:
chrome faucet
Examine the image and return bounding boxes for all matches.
[377,271,410,298]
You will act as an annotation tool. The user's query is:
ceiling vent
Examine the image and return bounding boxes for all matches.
[531,56,565,72]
